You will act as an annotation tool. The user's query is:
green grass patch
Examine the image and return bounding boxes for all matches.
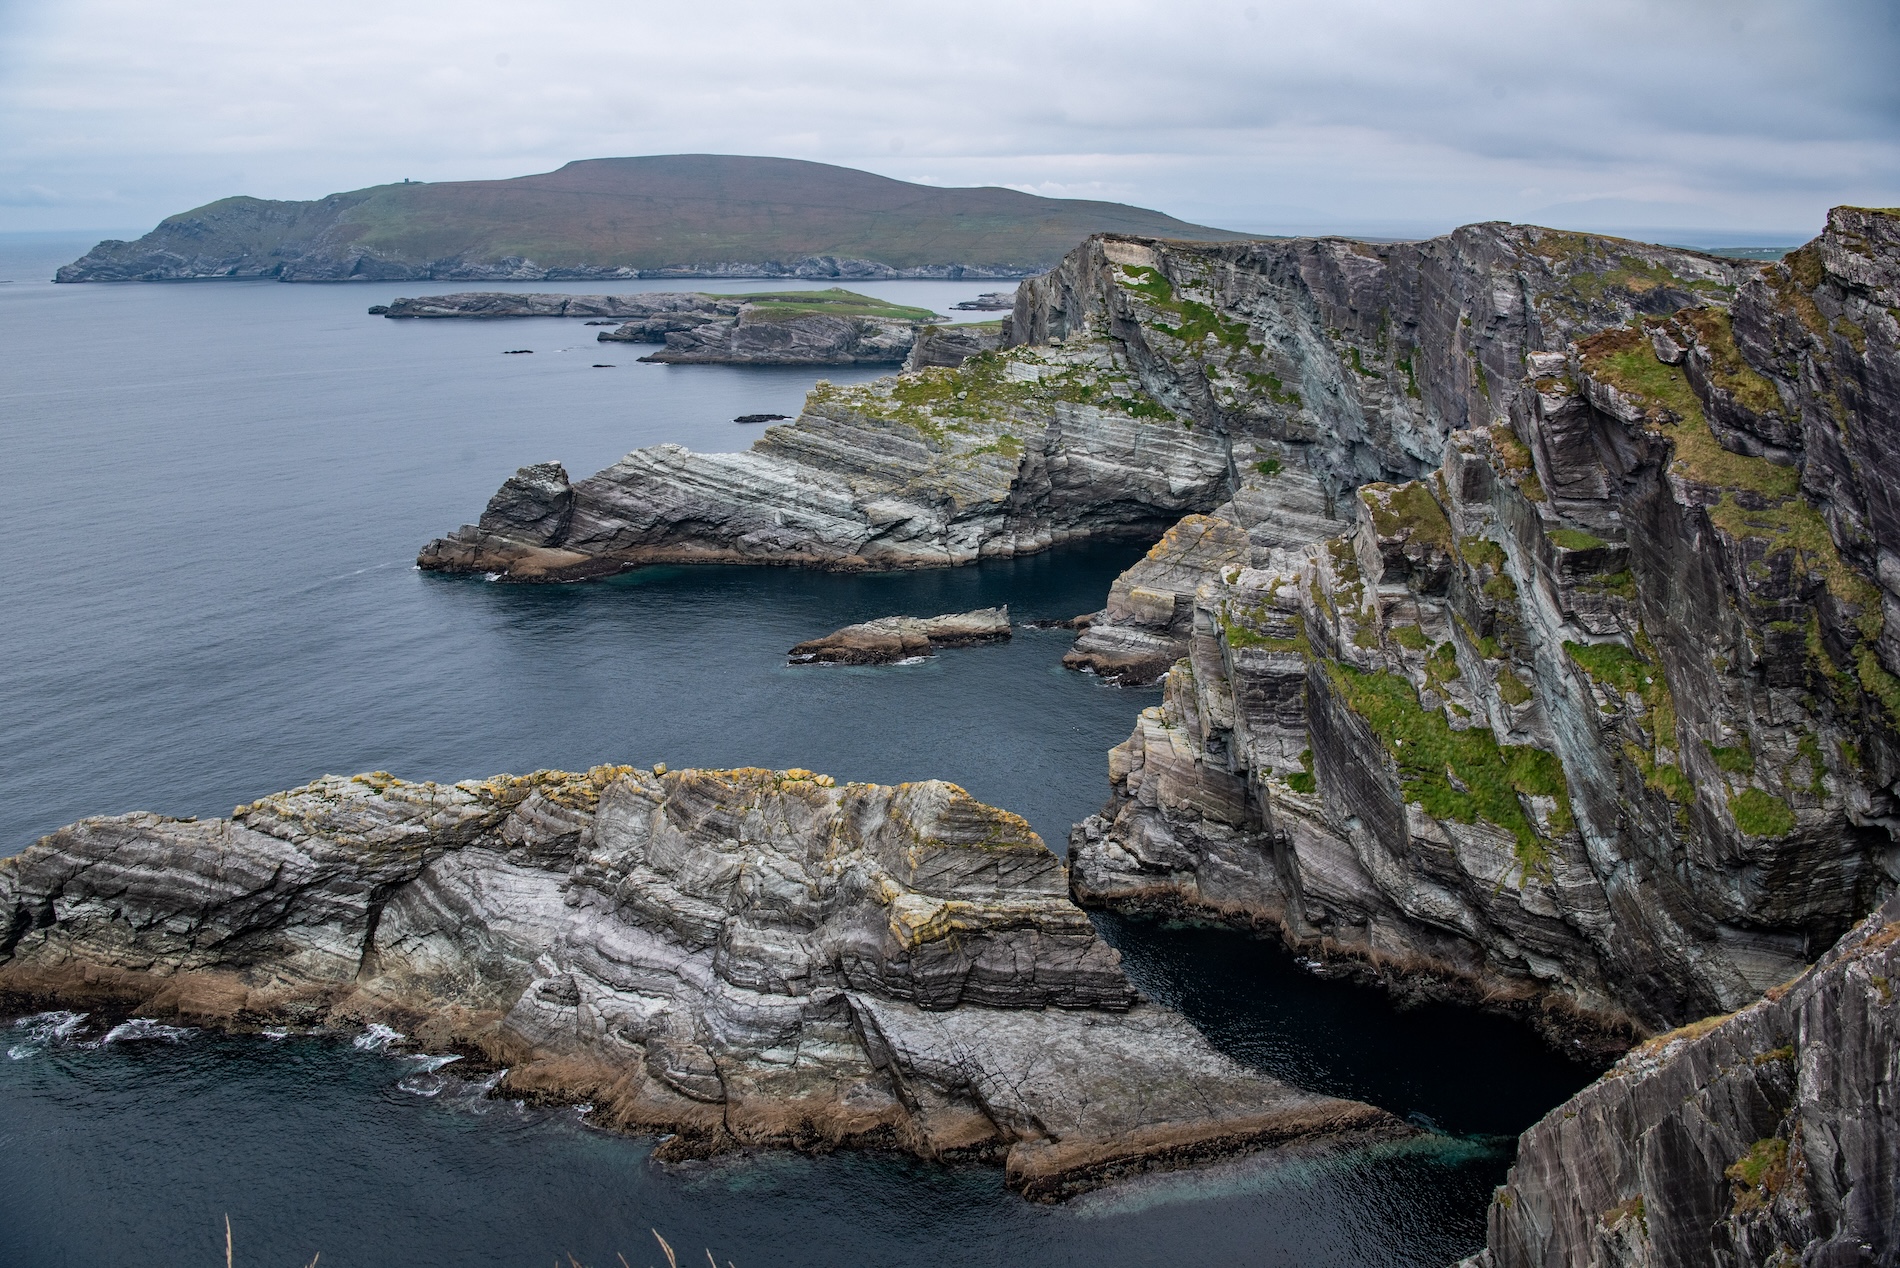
[1709,741,1755,774]
[1287,748,1317,794]
[1726,1138,1790,1215]
[1254,458,1283,478]
[738,288,941,323]
[1329,664,1572,872]
[1391,623,1430,650]
[1548,528,1609,552]
[1243,370,1302,407]
[1460,538,1507,572]
[1497,670,1533,706]
[1730,787,1796,837]
[1365,482,1453,551]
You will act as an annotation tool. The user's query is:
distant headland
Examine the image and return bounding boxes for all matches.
[53,154,1251,283]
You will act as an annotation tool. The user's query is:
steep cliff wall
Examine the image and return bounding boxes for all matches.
[1465,894,1899,1268]
[1070,208,1900,1041]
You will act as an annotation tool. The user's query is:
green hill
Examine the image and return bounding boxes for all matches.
[56,154,1252,282]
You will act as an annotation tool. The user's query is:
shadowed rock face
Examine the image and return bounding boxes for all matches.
[0,766,1403,1199]
[788,607,1011,664]
[1462,894,1900,1268]
[1069,208,1900,1047]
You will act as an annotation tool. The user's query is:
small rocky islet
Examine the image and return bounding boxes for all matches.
[368,287,1005,367]
[787,607,1011,664]
[11,209,1900,1260]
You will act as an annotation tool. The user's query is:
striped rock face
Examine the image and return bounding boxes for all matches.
[0,764,1403,1199]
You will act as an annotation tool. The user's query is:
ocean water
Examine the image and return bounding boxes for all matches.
[0,234,1597,1267]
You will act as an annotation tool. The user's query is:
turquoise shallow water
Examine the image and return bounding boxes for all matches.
[0,234,1597,1267]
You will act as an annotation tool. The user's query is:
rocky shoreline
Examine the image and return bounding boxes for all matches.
[0,765,1406,1200]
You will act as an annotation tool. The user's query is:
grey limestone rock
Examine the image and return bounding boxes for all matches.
[0,765,1404,1199]
[788,607,1011,664]
[419,220,1743,583]
[637,310,918,365]
[1463,894,1900,1268]
[1069,208,1900,1045]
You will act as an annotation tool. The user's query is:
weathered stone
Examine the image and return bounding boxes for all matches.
[1071,209,1900,1050]
[0,766,1405,1198]
[1463,894,1900,1268]
[788,607,1011,664]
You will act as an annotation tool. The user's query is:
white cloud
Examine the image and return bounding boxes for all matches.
[0,0,1893,238]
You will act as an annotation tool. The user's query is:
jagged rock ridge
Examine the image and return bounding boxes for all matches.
[0,766,1404,1200]
[420,221,1735,582]
[1069,207,1900,1043]
[1463,894,1899,1268]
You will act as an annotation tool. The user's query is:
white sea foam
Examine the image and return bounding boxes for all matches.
[7,1010,88,1059]
[352,1023,405,1052]
[403,1053,463,1073]
[100,1018,195,1045]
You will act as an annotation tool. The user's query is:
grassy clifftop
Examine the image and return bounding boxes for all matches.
[59,154,1252,281]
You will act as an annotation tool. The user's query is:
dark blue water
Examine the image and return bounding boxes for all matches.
[0,234,1597,1267]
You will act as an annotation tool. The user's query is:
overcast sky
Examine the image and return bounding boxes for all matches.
[2,0,1894,242]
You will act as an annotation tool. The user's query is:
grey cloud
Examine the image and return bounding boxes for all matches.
[0,0,1892,238]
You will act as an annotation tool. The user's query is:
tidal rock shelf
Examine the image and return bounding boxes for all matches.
[0,766,1404,1200]
[787,607,1011,664]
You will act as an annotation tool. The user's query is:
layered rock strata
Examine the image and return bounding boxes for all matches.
[788,607,1011,664]
[420,220,1741,584]
[1070,207,1900,1041]
[0,766,1404,1199]
[370,292,740,322]
[903,322,1008,370]
[1464,893,1900,1268]
[634,311,919,365]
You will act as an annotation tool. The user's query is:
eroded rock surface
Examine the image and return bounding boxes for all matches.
[635,310,919,365]
[1071,208,1900,1043]
[788,607,1011,664]
[0,766,1402,1199]
[1463,894,1900,1268]
[419,220,1742,582]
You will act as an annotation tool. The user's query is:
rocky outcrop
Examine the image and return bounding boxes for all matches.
[371,291,741,323]
[0,766,1404,1198]
[788,607,1011,664]
[1464,893,1900,1268]
[419,220,1743,585]
[903,322,1008,370]
[418,342,1235,578]
[1069,207,1900,1043]
[954,292,1018,312]
[637,311,918,365]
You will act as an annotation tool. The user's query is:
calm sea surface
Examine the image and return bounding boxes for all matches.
[0,233,1597,1267]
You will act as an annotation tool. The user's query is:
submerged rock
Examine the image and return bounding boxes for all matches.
[788,607,1011,664]
[0,766,1404,1198]
[1463,893,1900,1268]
